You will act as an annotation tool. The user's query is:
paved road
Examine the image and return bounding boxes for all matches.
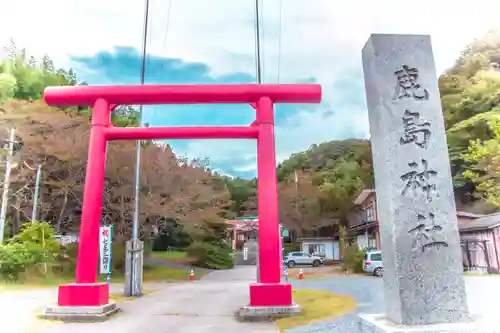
[292,274,500,316]
[31,267,276,333]
[288,274,500,333]
[5,269,498,333]
[1,284,128,333]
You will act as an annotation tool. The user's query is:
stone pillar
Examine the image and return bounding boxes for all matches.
[359,34,475,332]
[124,240,144,297]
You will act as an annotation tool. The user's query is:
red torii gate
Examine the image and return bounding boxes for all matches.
[44,83,321,309]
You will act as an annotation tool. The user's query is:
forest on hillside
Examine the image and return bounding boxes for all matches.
[0,41,235,242]
[272,30,500,236]
[1,30,500,241]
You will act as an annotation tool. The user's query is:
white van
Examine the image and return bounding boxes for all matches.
[363,250,383,277]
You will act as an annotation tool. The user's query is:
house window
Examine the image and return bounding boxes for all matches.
[365,205,374,222]
[309,243,326,257]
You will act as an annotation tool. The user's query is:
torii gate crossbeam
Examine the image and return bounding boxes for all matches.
[43,83,321,311]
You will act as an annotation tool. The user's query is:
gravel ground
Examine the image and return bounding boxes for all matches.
[4,267,276,333]
[3,268,498,333]
[286,275,500,333]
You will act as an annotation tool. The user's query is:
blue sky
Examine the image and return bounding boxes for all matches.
[2,0,500,178]
[71,46,323,178]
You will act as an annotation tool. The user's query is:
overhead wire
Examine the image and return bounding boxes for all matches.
[277,0,284,84]
[163,0,173,50]
[132,0,152,241]
[139,0,151,91]
[155,0,173,124]
[260,0,265,83]
[254,0,262,84]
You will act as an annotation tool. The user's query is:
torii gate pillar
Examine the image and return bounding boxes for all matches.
[38,83,321,321]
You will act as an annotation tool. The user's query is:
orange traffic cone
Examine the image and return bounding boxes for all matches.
[189,269,195,281]
[298,268,304,280]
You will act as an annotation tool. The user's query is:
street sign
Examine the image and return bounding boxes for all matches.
[99,226,113,278]
[243,247,248,260]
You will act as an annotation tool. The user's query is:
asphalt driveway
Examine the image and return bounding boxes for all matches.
[288,274,500,332]
[2,267,277,333]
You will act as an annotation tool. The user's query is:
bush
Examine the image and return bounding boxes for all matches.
[0,221,60,281]
[60,242,127,274]
[342,245,364,273]
[111,243,126,272]
[0,243,43,280]
[283,243,301,255]
[186,242,234,269]
[152,219,192,251]
[144,238,153,258]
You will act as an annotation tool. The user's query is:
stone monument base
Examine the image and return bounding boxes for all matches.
[358,314,499,333]
[124,240,144,297]
[39,302,119,322]
[238,303,301,321]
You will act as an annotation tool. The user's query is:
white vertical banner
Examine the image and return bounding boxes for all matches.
[279,224,284,269]
[99,226,113,275]
[243,247,248,260]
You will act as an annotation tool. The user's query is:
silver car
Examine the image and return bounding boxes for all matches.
[363,250,383,277]
[285,252,324,268]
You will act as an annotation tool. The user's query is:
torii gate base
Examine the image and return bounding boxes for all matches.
[38,83,321,321]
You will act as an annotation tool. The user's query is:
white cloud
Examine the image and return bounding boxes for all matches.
[1,0,500,176]
[3,0,499,78]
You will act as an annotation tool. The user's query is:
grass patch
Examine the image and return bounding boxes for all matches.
[150,251,192,264]
[283,267,345,281]
[151,251,188,260]
[0,263,200,291]
[274,289,356,332]
[0,277,68,291]
[143,263,203,281]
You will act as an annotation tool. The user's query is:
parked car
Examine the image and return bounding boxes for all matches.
[363,250,383,277]
[285,252,324,268]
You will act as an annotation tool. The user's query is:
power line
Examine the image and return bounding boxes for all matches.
[277,0,284,84]
[163,0,173,50]
[139,0,150,87]
[132,0,151,242]
[127,0,152,299]
[260,0,265,83]
[157,0,173,123]
[254,0,262,84]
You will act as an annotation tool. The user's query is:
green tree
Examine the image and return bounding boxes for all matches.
[462,111,500,206]
[225,178,256,216]
[0,73,17,101]
[276,140,373,232]
[439,30,500,206]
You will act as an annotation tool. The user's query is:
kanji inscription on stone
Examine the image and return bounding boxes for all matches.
[400,158,437,201]
[393,65,429,101]
[408,212,449,252]
[400,109,431,148]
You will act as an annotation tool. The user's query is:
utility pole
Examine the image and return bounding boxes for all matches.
[125,0,149,298]
[0,128,15,244]
[31,164,42,222]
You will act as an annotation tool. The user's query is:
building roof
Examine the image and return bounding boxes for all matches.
[353,189,375,205]
[298,237,337,242]
[350,189,500,232]
[224,219,259,232]
[459,212,500,232]
[456,211,484,219]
